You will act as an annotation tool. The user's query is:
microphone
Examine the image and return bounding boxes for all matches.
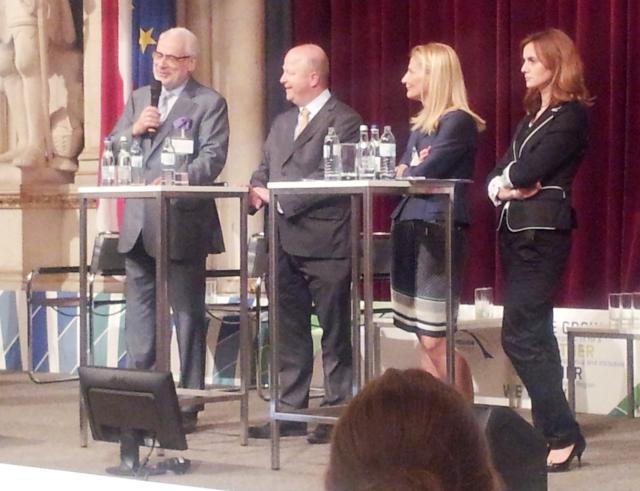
[148,79,162,135]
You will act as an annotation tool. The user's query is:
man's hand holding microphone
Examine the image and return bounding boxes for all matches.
[132,79,163,137]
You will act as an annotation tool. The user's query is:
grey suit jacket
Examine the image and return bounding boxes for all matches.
[110,78,229,260]
[251,96,362,258]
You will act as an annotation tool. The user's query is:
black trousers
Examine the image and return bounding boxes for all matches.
[499,227,581,448]
[276,244,353,411]
[124,236,207,402]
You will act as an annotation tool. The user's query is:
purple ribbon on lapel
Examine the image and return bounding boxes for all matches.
[173,117,193,131]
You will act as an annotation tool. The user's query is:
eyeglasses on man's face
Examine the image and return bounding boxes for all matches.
[152,50,192,65]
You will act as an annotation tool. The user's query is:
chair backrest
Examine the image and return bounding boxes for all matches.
[90,232,125,275]
[248,233,267,278]
[361,232,391,279]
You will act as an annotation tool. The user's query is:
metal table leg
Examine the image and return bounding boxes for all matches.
[79,197,88,447]
[626,337,635,418]
[567,332,576,415]
[268,192,280,470]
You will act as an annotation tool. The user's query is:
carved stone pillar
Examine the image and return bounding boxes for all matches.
[179,0,266,273]
[76,0,102,186]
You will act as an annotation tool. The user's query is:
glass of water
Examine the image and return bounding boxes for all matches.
[340,143,357,180]
[608,293,622,328]
[474,287,494,319]
[620,293,633,329]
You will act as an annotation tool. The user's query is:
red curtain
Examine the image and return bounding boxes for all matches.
[290,0,639,307]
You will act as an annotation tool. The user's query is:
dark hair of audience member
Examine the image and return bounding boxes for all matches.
[325,368,502,491]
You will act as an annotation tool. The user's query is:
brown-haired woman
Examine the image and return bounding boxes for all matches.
[325,368,501,491]
[486,28,592,472]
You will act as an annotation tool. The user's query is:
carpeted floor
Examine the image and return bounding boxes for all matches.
[1,371,639,490]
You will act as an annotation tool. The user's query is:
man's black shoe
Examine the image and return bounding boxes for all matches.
[307,424,332,444]
[181,411,198,434]
[248,421,307,439]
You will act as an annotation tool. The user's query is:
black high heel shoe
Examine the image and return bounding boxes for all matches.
[546,435,586,473]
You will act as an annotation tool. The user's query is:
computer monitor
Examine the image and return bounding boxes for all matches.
[79,366,187,476]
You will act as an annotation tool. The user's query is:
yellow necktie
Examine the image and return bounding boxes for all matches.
[295,107,310,139]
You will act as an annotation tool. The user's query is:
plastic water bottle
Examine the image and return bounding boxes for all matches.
[130,138,144,184]
[100,137,115,186]
[370,124,381,178]
[323,127,342,180]
[380,126,396,179]
[116,136,132,185]
[160,137,176,185]
[356,125,375,179]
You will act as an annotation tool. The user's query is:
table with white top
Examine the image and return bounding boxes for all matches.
[76,185,251,446]
[266,178,468,469]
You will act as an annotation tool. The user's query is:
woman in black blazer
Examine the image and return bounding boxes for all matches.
[487,28,592,472]
[391,43,485,400]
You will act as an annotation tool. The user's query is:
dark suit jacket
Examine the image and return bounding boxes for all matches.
[487,101,588,231]
[250,96,362,258]
[392,110,478,225]
[110,78,229,259]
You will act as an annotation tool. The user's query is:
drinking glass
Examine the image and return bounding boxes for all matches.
[174,171,189,186]
[474,287,494,319]
[620,293,633,328]
[608,293,622,328]
[340,143,357,180]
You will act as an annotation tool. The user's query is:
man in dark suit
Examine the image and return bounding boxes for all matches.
[248,44,362,444]
[109,27,229,433]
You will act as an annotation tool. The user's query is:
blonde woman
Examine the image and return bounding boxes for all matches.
[391,43,485,400]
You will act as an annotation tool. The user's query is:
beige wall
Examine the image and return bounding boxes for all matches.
[178,0,266,271]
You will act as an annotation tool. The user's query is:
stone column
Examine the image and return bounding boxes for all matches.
[180,0,266,273]
[76,0,102,186]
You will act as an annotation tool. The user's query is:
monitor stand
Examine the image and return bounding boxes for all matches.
[106,430,166,477]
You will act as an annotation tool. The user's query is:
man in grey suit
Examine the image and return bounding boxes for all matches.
[110,27,229,433]
[248,44,362,444]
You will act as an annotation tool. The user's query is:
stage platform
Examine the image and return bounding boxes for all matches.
[0,371,639,490]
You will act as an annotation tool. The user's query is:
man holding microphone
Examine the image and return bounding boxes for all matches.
[109,27,229,433]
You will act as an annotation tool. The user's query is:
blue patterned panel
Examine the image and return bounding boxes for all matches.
[0,291,21,370]
[90,293,127,367]
[30,291,50,372]
[55,292,80,374]
[27,291,127,374]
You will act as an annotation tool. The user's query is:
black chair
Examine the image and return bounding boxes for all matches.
[25,232,125,383]
[204,232,269,396]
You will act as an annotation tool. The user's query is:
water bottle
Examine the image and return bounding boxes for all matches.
[160,137,176,185]
[116,136,132,185]
[100,137,115,186]
[130,138,144,184]
[323,127,342,180]
[356,125,375,179]
[380,126,396,179]
[370,124,381,178]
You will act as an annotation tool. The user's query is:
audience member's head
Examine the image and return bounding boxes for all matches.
[325,369,502,491]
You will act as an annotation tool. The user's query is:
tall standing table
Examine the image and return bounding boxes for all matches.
[266,179,466,469]
[76,185,250,446]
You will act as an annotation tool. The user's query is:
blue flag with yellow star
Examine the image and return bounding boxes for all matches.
[132,0,176,89]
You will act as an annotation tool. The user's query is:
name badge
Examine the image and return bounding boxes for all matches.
[172,138,194,155]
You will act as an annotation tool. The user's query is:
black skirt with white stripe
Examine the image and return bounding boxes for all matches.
[391,220,467,337]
